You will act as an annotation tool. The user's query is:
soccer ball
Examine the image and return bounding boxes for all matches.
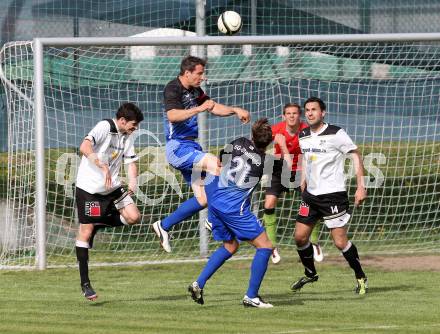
[217,11,242,35]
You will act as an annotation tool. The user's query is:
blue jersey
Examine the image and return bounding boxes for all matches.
[205,137,267,214]
[163,78,209,141]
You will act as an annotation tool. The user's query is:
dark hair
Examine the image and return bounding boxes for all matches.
[179,56,207,75]
[283,103,301,115]
[304,97,326,111]
[252,118,272,150]
[116,102,144,123]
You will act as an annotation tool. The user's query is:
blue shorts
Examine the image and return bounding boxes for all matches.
[166,139,206,185]
[208,206,265,242]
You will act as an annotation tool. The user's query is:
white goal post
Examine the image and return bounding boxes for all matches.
[1,33,439,269]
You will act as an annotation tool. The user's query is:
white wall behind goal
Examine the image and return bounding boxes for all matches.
[129,28,222,59]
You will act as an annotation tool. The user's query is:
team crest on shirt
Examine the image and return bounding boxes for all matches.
[299,202,310,216]
[85,202,101,217]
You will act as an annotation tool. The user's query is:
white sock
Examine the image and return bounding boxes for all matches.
[75,240,90,249]
[120,215,129,226]
[342,241,353,253]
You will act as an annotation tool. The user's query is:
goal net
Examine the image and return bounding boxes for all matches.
[1,35,439,268]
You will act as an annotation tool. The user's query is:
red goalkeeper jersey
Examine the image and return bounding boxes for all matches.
[271,121,308,171]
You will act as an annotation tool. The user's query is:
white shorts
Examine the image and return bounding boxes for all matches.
[323,212,351,229]
[114,193,134,210]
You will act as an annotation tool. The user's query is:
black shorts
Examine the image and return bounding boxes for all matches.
[296,190,351,226]
[265,160,299,197]
[76,187,130,225]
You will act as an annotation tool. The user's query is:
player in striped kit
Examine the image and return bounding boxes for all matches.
[262,103,325,264]
[291,97,368,295]
[75,103,144,300]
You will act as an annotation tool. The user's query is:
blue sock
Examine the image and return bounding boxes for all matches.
[246,248,272,298]
[161,197,204,231]
[197,246,233,289]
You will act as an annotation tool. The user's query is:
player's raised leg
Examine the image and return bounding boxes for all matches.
[106,190,141,228]
[153,153,218,252]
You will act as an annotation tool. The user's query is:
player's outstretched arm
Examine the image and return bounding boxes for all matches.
[210,103,250,123]
[273,133,292,168]
[167,100,215,122]
[350,149,367,206]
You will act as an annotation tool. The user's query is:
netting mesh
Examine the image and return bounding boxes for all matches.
[0,0,440,266]
[1,38,439,267]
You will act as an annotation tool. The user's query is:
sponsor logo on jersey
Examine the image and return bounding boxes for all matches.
[299,202,310,216]
[233,144,261,166]
[85,201,101,217]
[302,147,327,153]
[182,91,199,109]
[109,144,124,151]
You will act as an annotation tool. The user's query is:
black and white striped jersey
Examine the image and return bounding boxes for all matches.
[76,119,138,195]
[299,123,357,196]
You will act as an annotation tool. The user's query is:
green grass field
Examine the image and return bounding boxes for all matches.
[1,256,439,334]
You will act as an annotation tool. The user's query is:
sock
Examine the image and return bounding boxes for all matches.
[297,242,317,277]
[342,241,366,279]
[197,246,233,289]
[246,248,272,298]
[263,208,277,245]
[162,197,204,231]
[310,223,319,244]
[75,240,90,285]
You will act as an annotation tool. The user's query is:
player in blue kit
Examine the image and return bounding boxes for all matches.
[153,56,250,252]
[188,118,287,308]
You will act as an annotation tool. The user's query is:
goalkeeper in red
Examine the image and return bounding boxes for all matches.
[262,103,312,264]
[291,97,368,295]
